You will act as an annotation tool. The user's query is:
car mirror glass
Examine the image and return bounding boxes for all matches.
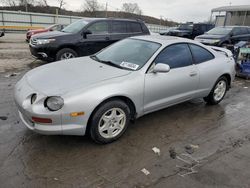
[153,63,170,73]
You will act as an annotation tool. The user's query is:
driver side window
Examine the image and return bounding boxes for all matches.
[154,43,193,69]
[87,21,109,34]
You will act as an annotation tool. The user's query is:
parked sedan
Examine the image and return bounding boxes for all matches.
[195,26,250,46]
[14,35,235,144]
[26,24,66,41]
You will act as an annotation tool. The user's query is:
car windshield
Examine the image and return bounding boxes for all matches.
[207,27,232,35]
[94,38,161,71]
[178,24,193,30]
[62,20,89,33]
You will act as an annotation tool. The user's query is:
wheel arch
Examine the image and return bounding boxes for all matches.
[57,45,78,55]
[85,96,137,135]
[220,73,231,89]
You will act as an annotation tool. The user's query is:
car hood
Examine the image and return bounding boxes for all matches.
[24,57,131,96]
[196,34,224,39]
[32,31,70,39]
[170,29,191,34]
[28,29,47,33]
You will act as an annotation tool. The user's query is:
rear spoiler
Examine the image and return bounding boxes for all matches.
[210,46,233,57]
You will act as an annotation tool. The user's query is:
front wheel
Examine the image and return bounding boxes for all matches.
[89,100,131,144]
[56,48,77,61]
[204,76,228,105]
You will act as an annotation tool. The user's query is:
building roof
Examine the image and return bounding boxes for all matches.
[212,5,250,12]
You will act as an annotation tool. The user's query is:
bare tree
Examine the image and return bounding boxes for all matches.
[121,3,142,15]
[2,0,18,6]
[81,0,104,17]
[18,0,35,6]
[40,0,49,6]
[57,0,66,10]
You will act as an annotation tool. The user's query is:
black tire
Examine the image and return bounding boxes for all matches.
[56,48,77,61]
[204,76,228,105]
[89,100,131,144]
[221,42,229,48]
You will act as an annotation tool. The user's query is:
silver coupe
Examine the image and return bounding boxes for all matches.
[14,35,235,143]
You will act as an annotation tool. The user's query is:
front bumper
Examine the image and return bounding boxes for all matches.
[29,45,55,61]
[14,77,86,136]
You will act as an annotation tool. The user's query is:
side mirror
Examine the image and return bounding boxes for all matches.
[153,63,170,73]
[83,30,92,38]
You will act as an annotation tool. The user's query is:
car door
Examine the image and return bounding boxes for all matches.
[79,21,111,56]
[188,43,217,97]
[230,27,244,44]
[231,27,250,43]
[144,43,199,113]
[109,21,130,43]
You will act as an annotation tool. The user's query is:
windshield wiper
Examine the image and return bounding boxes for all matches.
[90,55,125,69]
[90,54,101,62]
[101,60,125,69]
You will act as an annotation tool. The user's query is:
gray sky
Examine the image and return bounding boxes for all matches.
[40,0,250,22]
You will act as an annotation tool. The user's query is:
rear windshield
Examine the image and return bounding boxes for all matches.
[62,20,89,34]
[207,27,232,35]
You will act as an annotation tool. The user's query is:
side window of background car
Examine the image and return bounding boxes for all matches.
[87,21,109,34]
[128,22,142,33]
[189,44,214,64]
[154,44,193,69]
[112,21,127,33]
[232,28,242,36]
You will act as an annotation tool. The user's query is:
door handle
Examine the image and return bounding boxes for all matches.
[189,72,197,77]
[105,37,110,41]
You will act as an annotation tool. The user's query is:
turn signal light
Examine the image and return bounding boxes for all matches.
[70,112,85,117]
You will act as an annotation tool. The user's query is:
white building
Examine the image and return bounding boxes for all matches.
[211,5,250,26]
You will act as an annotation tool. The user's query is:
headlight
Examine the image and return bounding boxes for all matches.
[45,96,64,111]
[211,39,220,43]
[37,39,56,45]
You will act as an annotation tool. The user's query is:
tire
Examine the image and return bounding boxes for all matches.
[204,76,228,105]
[89,100,131,144]
[56,48,77,61]
[221,42,229,48]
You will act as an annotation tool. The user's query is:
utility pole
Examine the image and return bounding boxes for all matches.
[25,0,28,12]
[105,2,108,18]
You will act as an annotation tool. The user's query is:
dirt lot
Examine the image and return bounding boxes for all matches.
[0,34,250,188]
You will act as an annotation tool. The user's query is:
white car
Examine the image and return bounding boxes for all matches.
[14,35,236,143]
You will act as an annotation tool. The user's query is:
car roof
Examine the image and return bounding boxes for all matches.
[217,26,250,29]
[81,18,142,22]
[131,35,193,45]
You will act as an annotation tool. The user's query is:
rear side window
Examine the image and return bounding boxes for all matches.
[128,22,142,33]
[241,27,249,34]
[112,21,127,33]
[154,43,193,69]
[232,28,242,36]
[189,44,214,64]
[87,21,109,34]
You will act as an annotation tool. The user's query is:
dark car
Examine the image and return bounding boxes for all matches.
[159,27,177,35]
[0,30,4,38]
[166,23,214,39]
[195,26,250,47]
[26,24,67,41]
[29,18,150,62]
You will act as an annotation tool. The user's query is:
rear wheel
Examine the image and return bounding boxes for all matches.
[56,48,77,61]
[89,100,131,144]
[204,76,228,105]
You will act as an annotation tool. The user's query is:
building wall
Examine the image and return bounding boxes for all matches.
[230,11,250,26]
